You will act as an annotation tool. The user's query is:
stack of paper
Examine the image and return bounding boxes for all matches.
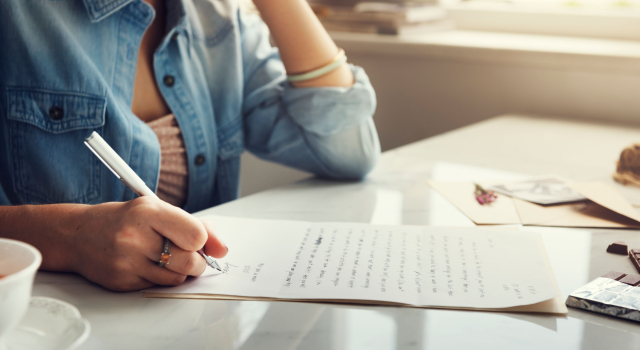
[429,177,640,228]
[309,1,452,35]
[145,216,567,314]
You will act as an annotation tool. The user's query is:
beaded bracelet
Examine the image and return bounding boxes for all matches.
[287,48,347,83]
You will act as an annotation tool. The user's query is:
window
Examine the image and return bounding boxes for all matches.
[441,0,640,40]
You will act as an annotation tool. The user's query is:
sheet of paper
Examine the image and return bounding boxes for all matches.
[427,181,521,225]
[144,216,559,310]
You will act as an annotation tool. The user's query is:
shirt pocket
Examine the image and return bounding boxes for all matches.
[6,88,106,204]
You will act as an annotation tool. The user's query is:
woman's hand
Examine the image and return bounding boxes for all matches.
[0,198,228,292]
[251,0,353,88]
[71,197,228,291]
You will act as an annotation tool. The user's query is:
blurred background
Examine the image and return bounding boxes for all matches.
[240,0,640,196]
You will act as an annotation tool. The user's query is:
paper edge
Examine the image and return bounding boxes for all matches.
[142,292,566,315]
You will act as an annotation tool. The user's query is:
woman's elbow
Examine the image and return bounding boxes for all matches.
[336,146,380,180]
[314,119,381,180]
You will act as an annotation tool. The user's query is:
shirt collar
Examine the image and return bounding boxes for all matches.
[161,0,193,50]
[82,0,193,47]
[82,0,136,22]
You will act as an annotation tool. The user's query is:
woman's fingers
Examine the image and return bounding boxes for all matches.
[115,197,228,288]
[130,197,208,252]
[94,265,155,292]
[162,246,207,276]
[142,238,207,276]
[139,260,189,287]
[200,219,228,259]
[110,277,155,292]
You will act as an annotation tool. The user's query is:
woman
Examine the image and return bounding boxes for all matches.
[0,0,379,291]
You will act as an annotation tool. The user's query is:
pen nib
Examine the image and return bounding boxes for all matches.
[206,256,222,271]
[199,251,222,271]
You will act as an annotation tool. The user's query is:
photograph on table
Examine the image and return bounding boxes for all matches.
[488,175,586,206]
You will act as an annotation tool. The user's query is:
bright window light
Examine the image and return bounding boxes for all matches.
[442,0,640,11]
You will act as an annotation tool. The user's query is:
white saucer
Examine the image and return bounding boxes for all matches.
[3,297,90,350]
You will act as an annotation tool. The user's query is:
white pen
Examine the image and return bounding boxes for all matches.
[84,131,222,271]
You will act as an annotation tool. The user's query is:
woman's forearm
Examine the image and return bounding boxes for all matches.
[252,0,353,88]
[0,204,85,272]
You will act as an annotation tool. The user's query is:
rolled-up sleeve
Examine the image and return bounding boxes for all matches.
[240,11,380,180]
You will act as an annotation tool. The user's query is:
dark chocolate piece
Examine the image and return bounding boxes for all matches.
[601,271,627,281]
[630,251,640,274]
[607,241,628,255]
[620,274,640,286]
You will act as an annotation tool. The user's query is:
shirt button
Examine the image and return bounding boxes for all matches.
[163,75,175,87]
[194,154,206,166]
[49,106,64,120]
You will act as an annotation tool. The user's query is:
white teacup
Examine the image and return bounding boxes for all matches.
[0,239,42,349]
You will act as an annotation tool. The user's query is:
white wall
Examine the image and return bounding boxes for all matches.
[239,31,640,196]
[347,51,640,151]
[239,152,309,197]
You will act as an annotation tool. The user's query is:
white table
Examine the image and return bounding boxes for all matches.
[34,115,640,349]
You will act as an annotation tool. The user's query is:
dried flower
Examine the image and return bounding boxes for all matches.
[474,184,497,205]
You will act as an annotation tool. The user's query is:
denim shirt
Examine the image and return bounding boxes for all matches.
[0,0,380,213]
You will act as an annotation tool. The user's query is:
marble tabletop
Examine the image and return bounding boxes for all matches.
[33,114,640,349]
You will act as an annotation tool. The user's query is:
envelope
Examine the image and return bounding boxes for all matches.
[429,180,640,228]
[428,181,521,225]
